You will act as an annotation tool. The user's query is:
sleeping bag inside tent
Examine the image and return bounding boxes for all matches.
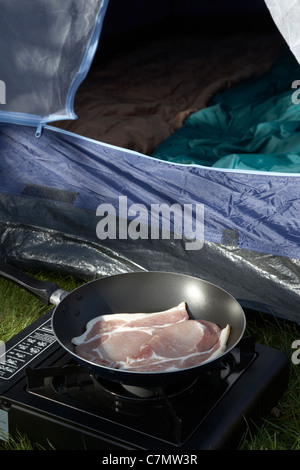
[0,0,299,323]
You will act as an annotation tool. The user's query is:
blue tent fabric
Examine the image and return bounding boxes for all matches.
[0,122,299,259]
[152,49,300,172]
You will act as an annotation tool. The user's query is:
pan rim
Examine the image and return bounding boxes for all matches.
[51,270,247,378]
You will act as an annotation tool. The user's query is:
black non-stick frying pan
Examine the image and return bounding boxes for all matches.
[0,261,246,387]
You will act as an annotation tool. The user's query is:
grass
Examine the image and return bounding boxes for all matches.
[0,271,83,343]
[0,269,299,450]
[239,311,300,450]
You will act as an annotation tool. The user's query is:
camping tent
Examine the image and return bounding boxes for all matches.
[0,0,299,323]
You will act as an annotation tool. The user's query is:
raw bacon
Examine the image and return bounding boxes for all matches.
[121,323,231,371]
[72,302,231,371]
[72,302,189,368]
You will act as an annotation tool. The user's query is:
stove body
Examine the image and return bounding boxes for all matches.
[0,309,289,450]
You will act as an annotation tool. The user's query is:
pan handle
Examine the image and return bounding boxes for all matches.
[0,260,60,305]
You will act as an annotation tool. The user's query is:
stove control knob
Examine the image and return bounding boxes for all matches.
[0,399,11,411]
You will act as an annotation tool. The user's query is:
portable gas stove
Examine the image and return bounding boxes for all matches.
[0,308,289,450]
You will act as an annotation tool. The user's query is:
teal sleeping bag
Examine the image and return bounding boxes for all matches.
[152,48,300,173]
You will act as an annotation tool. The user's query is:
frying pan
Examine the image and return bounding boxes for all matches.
[0,261,246,387]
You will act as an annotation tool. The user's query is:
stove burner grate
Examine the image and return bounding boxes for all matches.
[25,338,256,446]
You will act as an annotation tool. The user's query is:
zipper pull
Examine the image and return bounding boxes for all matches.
[35,122,44,138]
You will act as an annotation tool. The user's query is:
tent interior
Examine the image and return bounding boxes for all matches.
[0,0,299,324]
[55,0,292,168]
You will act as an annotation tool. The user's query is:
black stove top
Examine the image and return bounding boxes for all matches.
[0,309,289,450]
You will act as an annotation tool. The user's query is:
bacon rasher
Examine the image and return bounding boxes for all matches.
[72,302,230,371]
